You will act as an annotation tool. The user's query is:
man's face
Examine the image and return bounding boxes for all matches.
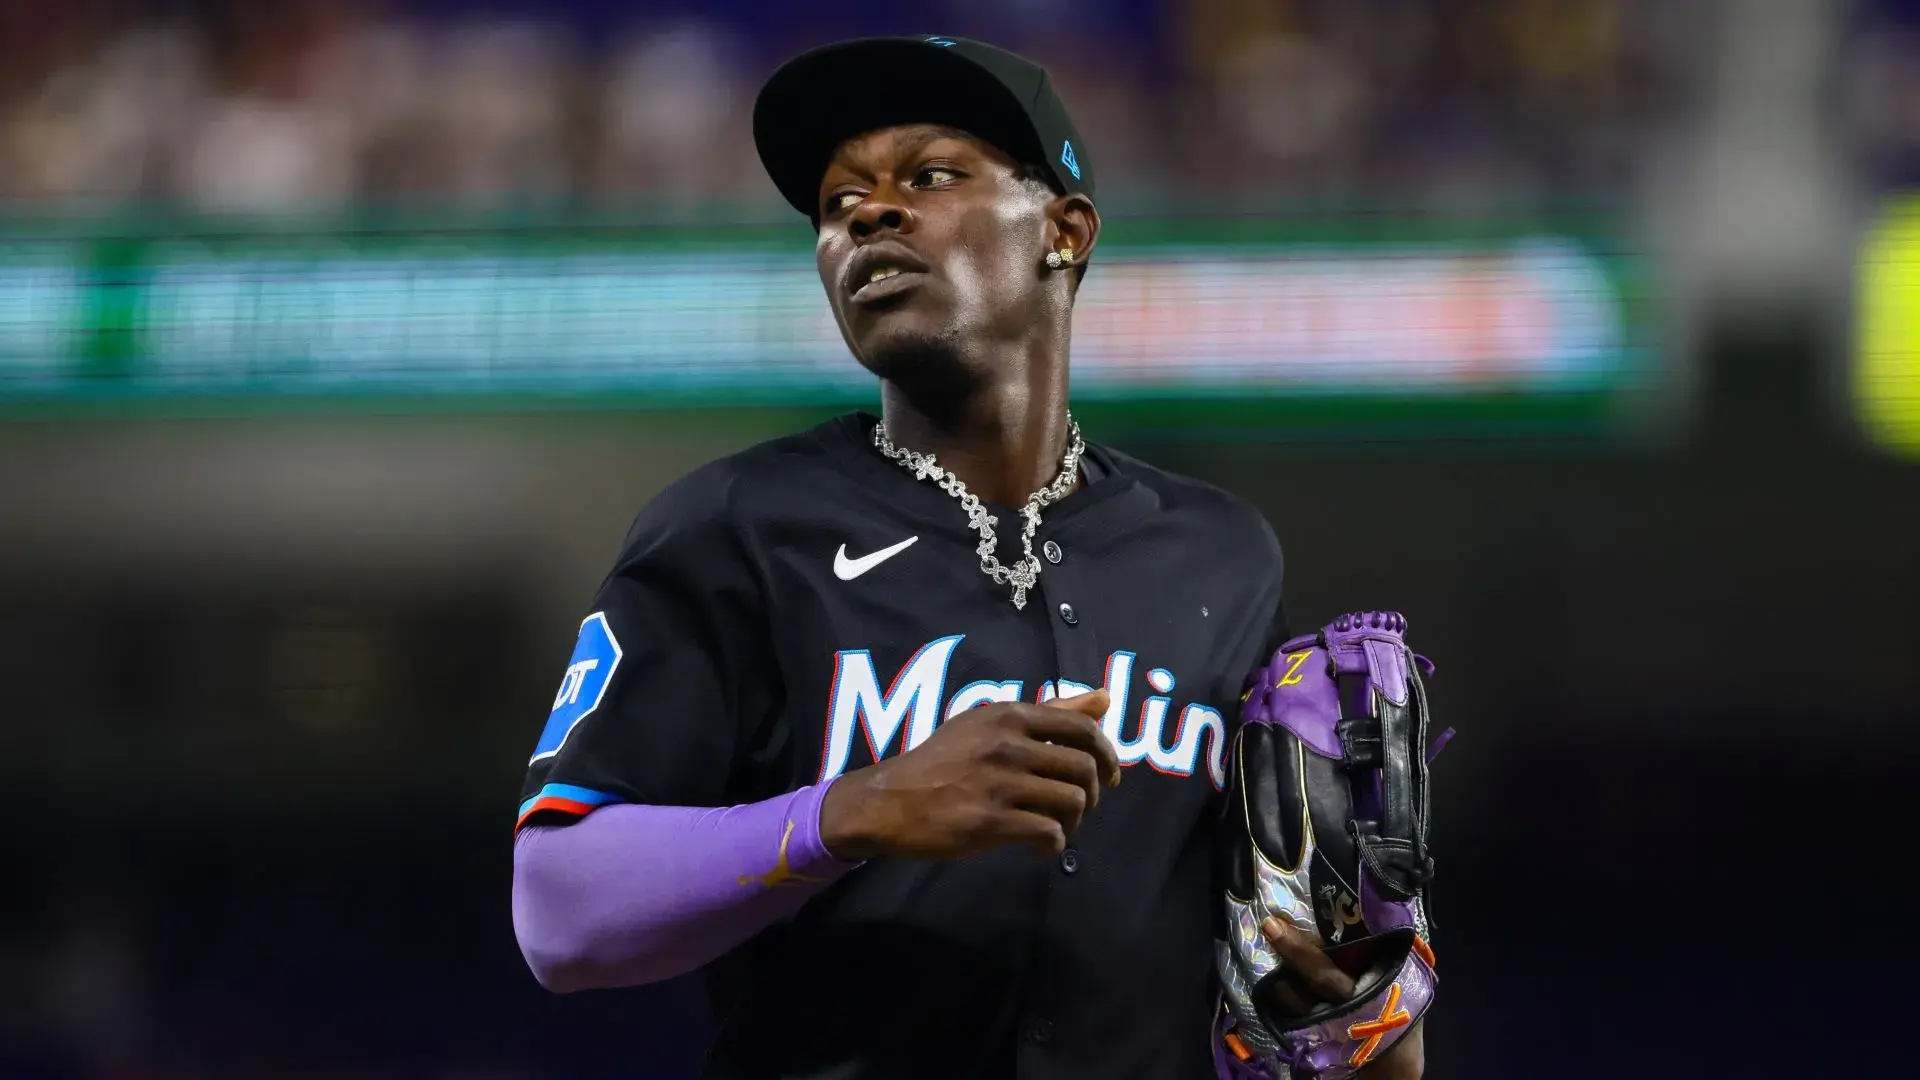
[814,124,1057,388]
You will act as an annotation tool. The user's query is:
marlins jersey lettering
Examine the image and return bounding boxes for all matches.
[518,413,1288,1080]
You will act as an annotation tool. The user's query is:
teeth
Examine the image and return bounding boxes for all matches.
[868,266,902,284]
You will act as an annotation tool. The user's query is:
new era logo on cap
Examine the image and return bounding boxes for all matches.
[754,36,1094,216]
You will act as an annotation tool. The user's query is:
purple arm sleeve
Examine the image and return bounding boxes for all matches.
[512,779,858,992]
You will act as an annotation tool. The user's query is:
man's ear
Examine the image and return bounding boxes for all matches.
[1048,193,1100,272]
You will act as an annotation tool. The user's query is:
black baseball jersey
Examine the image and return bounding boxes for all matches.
[519,412,1288,1080]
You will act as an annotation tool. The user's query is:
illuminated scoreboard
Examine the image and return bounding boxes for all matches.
[0,215,1652,437]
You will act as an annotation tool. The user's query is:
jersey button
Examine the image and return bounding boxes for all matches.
[1029,1018,1054,1044]
[1058,602,1078,625]
[1043,540,1063,564]
[1059,848,1080,874]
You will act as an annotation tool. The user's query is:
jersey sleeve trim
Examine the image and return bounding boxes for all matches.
[517,783,626,831]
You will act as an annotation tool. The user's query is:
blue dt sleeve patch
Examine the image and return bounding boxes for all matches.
[529,611,624,764]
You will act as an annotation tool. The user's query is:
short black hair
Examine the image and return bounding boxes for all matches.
[1017,159,1062,195]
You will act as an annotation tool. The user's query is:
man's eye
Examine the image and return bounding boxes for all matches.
[915,167,959,187]
[824,191,863,215]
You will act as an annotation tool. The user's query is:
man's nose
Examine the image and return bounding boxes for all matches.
[849,193,912,240]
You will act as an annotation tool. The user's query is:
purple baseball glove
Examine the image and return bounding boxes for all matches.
[1215,612,1451,1079]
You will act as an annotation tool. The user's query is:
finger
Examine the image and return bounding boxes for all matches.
[1050,688,1110,719]
[1020,705,1122,789]
[987,808,1068,856]
[999,772,1091,837]
[1263,978,1316,1018]
[1009,738,1103,813]
[1261,917,1357,1003]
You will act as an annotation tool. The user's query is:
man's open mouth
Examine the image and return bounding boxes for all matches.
[845,245,930,304]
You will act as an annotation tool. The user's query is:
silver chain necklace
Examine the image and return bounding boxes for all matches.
[872,415,1085,610]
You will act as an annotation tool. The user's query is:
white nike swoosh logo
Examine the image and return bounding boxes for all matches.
[834,536,919,581]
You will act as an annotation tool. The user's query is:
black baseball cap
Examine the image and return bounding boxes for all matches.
[753,35,1095,222]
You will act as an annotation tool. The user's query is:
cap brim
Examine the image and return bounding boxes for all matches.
[753,38,1050,220]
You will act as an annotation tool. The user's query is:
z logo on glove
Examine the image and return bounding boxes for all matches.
[1275,650,1312,687]
[1240,650,1315,702]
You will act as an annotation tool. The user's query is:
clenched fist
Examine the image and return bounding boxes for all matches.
[819,690,1121,861]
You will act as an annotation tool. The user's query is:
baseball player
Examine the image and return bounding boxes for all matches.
[512,36,1426,1080]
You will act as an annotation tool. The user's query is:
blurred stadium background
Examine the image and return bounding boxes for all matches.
[0,0,1913,1076]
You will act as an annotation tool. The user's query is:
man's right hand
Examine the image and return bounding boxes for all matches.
[818,690,1121,861]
